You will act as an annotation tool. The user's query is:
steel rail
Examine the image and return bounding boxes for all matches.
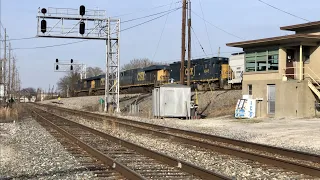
[39,103,320,163]
[31,106,231,180]
[30,109,145,180]
[36,103,320,177]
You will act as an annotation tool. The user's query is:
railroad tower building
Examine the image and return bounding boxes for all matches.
[227,21,320,118]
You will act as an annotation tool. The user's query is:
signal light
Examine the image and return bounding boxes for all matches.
[70,65,73,71]
[56,65,59,70]
[79,22,85,35]
[41,20,47,33]
[71,59,74,63]
[56,59,58,63]
[41,8,47,14]
[79,5,85,16]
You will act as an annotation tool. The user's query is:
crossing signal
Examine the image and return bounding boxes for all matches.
[80,5,85,16]
[79,22,85,35]
[41,20,47,33]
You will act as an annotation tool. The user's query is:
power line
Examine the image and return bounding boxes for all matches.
[111,1,181,18]
[119,7,180,33]
[191,26,207,57]
[13,40,89,50]
[257,0,309,22]
[122,7,180,23]
[5,7,182,42]
[13,8,180,50]
[152,0,175,60]
[192,10,244,40]
[198,0,213,55]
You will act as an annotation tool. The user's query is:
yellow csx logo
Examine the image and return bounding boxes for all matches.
[204,69,209,73]
[185,68,194,76]
[137,72,145,81]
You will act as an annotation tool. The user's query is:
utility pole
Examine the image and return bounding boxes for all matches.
[3,28,6,102]
[11,57,15,97]
[180,0,187,85]
[187,0,192,86]
[218,47,221,57]
[8,43,11,97]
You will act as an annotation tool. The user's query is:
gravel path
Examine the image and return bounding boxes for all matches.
[0,118,95,179]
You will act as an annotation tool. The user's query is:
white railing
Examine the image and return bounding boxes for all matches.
[282,67,320,88]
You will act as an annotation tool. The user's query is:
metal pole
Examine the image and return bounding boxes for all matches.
[8,43,11,97]
[299,44,303,81]
[116,19,121,113]
[187,0,191,86]
[3,28,6,102]
[180,0,187,85]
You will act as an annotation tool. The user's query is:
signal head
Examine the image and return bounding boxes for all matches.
[71,59,74,63]
[41,8,47,14]
[56,65,59,70]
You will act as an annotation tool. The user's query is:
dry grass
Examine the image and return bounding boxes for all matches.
[0,107,19,122]
[0,104,25,122]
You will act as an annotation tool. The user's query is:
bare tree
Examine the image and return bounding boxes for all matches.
[20,87,37,100]
[121,58,166,71]
[86,67,103,78]
[57,68,81,97]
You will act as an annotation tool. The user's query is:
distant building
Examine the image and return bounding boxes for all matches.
[227,20,320,118]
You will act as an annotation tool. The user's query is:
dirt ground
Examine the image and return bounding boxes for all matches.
[40,90,242,118]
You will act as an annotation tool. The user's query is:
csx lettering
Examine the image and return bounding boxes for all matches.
[137,72,145,81]
[185,68,194,75]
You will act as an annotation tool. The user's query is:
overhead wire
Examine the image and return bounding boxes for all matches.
[191,10,244,40]
[122,7,180,23]
[191,26,207,57]
[152,0,175,61]
[13,8,181,50]
[257,0,310,22]
[111,1,181,18]
[198,0,213,55]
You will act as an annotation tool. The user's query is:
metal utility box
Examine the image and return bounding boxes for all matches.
[153,84,191,118]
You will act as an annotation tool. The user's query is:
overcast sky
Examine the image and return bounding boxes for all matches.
[0,0,318,90]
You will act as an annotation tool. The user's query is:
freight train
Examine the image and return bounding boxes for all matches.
[74,54,244,96]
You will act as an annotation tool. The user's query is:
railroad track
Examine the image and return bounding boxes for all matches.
[36,103,320,178]
[29,105,229,180]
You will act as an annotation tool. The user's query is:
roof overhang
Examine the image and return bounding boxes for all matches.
[280,21,320,32]
[226,34,320,49]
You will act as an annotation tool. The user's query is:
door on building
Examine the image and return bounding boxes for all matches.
[267,85,276,114]
[286,49,295,79]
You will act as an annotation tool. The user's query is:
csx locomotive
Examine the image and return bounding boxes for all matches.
[74,56,243,96]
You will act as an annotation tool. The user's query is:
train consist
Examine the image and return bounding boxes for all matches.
[74,54,244,96]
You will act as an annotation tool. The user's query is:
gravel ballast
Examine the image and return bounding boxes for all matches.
[57,114,313,179]
[0,117,95,179]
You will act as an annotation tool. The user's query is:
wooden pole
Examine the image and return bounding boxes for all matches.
[187,0,192,86]
[180,0,187,85]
